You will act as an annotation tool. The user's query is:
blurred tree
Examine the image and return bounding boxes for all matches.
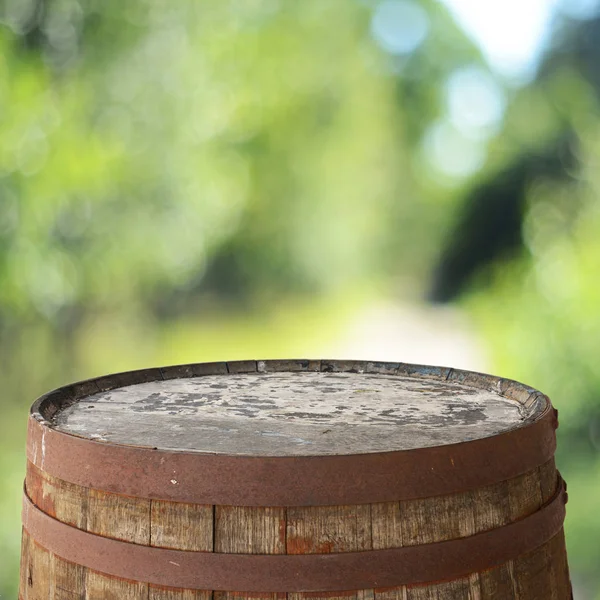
[429,131,578,302]
[429,12,600,302]
[0,0,483,333]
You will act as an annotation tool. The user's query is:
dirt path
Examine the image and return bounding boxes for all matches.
[325,301,488,373]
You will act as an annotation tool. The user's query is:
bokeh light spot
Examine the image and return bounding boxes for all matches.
[422,120,486,179]
[438,0,555,82]
[423,121,485,178]
[445,66,506,138]
[370,0,429,55]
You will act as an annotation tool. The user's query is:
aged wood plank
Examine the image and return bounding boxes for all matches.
[146,498,214,599]
[371,502,402,550]
[370,503,405,598]
[19,530,29,598]
[375,461,564,599]
[53,558,86,600]
[512,529,571,600]
[286,504,371,554]
[537,459,558,503]
[21,536,83,600]
[470,479,511,532]
[25,464,88,600]
[477,458,569,600]
[478,560,518,599]
[474,460,561,598]
[507,468,543,520]
[26,461,214,597]
[26,461,88,529]
[405,578,473,600]
[151,500,213,551]
[22,535,53,600]
[214,593,286,600]
[546,529,572,599]
[399,485,479,599]
[400,492,475,546]
[85,570,148,600]
[286,505,372,600]
[87,487,150,544]
[215,506,286,554]
[25,460,152,598]
[374,589,408,600]
[468,478,511,598]
[512,538,558,600]
[536,459,568,600]
[288,593,357,600]
[148,585,212,600]
[85,475,151,598]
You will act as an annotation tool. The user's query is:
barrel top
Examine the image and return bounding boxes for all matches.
[43,361,543,457]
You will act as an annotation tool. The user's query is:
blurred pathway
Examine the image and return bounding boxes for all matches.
[325,301,488,373]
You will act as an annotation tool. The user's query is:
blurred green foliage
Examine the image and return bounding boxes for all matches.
[1,0,600,597]
[465,122,600,593]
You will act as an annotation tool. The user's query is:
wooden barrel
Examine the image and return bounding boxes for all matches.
[20,359,572,599]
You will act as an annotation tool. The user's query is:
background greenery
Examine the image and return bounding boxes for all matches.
[1,0,599,597]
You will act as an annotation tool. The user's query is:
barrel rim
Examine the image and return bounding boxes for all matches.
[25,360,559,506]
[30,358,549,435]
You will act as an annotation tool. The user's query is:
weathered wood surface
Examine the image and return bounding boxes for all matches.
[215,506,286,554]
[21,458,570,599]
[53,371,528,455]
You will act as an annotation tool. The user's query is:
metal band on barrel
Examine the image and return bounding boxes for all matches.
[22,480,567,592]
[26,406,557,506]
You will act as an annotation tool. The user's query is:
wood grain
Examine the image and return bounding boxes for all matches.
[286,504,371,554]
[24,461,151,599]
[214,593,286,600]
[478,560,519,599]
[374,588,408,600]
[21,535,54,600]
[405,578,473,600]
[371,502,403,550]
[25,461,88,529]
[19,530,29,597]
[288,592,358,600]
[149,588,212,600]
[87,487,150,544]
[85,570,147,600]
[54,556,86,600]
[215,506,286,554]
[151,500,213,551]
[83,485,151,598]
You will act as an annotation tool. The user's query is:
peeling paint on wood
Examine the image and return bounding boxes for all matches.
[52,372,525,455]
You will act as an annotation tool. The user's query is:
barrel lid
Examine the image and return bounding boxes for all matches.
[27,360,557,505]
[46,361,532,457]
